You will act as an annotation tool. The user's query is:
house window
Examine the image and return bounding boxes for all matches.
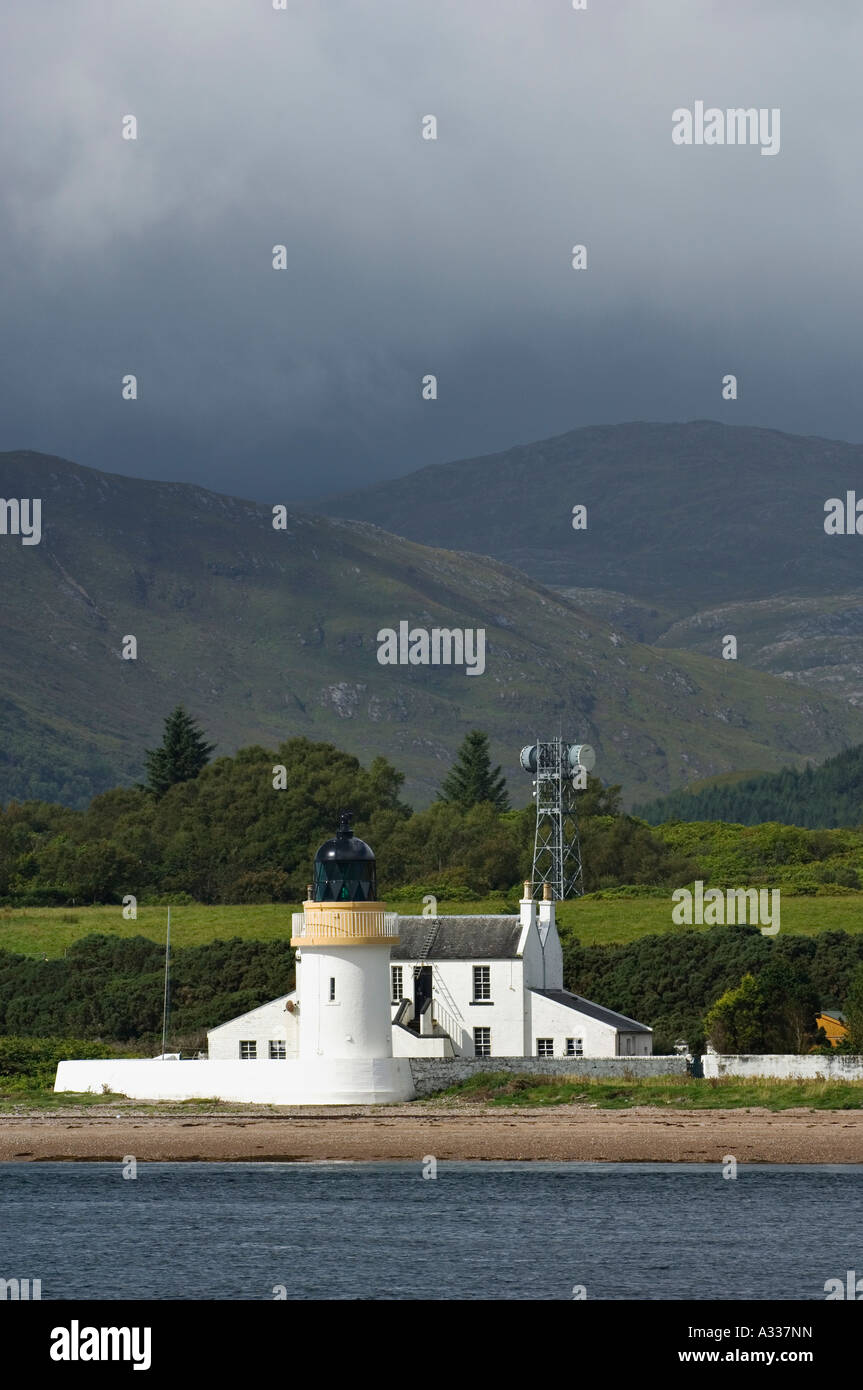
[474,1027,491,1058]
[329,977,336,1002]
[240,1041,257,1060]
[565,1038,575,1056]
[575,1038,583,1057]
[537,1038,554,1058]
[473,965,491,1001]
[625,1035,633,1055]
[391,965,403,1002]
[269,1040,286,1060]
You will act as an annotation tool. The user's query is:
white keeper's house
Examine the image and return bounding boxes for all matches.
[208,835,652,1065]
[56,813,650,1106]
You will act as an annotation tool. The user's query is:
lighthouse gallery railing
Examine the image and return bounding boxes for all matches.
[291,910,399,940]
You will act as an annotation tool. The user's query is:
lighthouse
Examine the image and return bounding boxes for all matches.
[290,812,412,1097]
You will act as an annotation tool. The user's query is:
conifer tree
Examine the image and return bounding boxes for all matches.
[143,706,215,797]
[438,730,509,811]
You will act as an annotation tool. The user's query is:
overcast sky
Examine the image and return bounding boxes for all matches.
[1,0,860,501]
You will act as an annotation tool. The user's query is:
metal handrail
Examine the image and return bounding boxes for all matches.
[291,910,399,939]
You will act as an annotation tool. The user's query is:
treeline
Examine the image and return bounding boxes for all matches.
[633,744,863,829]
[0,737,696,905]
[3,926,863,1056]
[3,731,862,908]
[565,926,863,1054]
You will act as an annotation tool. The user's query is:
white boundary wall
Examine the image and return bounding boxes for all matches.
[54,1057,415,1105]
[702,1054,863,1081]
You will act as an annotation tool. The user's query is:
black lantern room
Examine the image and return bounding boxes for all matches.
[313,811,378,902]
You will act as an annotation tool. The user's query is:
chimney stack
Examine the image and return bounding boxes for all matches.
[519,881,535,931]
[538,882,556,930]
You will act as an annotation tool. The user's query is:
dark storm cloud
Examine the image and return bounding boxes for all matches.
[1,0,861,500]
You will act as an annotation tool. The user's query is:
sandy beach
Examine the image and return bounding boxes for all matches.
[2,1104,862,1163]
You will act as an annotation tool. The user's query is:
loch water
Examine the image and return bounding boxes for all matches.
[2,1161,860,1300]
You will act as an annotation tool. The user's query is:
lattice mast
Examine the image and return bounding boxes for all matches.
[520,738,595,900]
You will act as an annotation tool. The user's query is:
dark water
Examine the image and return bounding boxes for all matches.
[1,1161,860,1300]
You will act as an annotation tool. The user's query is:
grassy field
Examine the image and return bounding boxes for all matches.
[436,1072,863,1110]
[1,893,862,958]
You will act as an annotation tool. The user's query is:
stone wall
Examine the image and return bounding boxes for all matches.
[408,1055,689,1096]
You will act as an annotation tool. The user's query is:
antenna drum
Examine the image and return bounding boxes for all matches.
[567,744,595,772]
[519,745,537,773]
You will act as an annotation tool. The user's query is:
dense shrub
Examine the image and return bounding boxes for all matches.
[0,936,295,1043]
[561,924,863,1054]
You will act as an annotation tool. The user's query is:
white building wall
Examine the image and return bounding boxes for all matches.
[392,1027,453,1058]
[396,957,526,1058]
[207,994,298,1061]
[54,1057,415,1105]
[297,943,393,1060]
[527,991,620,1059]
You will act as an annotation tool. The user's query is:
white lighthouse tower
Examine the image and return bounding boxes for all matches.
[289,811,415,1101]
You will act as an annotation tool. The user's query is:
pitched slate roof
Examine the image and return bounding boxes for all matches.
[391,916,523,961]
[531,988,652,1034]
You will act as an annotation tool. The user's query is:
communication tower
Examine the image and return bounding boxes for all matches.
[520,739,595,899]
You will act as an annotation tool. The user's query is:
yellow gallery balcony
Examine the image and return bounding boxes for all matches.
[290,902,400,947]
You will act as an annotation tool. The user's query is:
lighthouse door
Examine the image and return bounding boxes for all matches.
[414,966,432,1020]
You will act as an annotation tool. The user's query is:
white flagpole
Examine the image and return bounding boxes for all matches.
[161,907,171,1056]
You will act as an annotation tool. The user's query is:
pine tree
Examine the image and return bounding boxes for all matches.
[438,730,509,811]
[143,706,215,797]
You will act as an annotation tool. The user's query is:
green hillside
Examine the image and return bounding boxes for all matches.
[4,449,863,808]
[559,586,863,712]
[321,420,863,709]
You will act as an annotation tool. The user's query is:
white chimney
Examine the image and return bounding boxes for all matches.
[519,881,536,931]
[538,881,556,940]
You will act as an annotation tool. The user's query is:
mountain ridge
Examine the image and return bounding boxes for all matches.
[3,446,863,808]
[318,418,863,706]
[318,418,863,602]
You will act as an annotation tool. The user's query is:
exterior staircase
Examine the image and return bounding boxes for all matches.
[410,919,464,1047]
